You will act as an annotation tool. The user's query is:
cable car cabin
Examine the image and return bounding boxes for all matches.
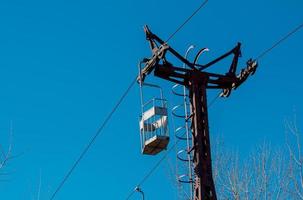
[139,98,169,155]
[139,86,169,155]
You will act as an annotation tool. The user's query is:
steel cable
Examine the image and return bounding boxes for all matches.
[50,77,137,200]
[256,21,303,61]
[166,0,209,42]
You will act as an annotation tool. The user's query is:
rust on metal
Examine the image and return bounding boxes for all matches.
[138,25,257,200]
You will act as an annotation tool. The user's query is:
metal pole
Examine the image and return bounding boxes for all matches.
[189,74,217,200]
[139,27,255,200]
[135,186,145,200]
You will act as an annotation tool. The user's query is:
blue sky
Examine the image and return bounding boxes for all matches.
[0,0,302,199]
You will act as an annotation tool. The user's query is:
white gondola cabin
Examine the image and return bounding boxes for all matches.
[139,83,169,155]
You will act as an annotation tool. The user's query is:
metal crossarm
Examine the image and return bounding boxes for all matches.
[138,26,257,97]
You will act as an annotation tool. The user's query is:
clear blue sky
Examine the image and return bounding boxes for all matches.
[0,0,302,199]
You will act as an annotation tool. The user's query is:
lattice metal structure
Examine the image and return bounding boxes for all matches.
[137,25,257,200]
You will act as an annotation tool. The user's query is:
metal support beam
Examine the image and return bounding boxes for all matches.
[189,73,217,200]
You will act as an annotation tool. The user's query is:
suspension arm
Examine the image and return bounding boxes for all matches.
[144,25,197,70]
[197,43,242,73]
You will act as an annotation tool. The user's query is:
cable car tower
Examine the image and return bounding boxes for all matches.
[138,25,257,200]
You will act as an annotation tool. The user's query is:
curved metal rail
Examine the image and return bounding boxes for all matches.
[172,45,195,200]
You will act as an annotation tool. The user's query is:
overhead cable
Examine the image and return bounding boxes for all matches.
[50,77,137,200]
[256,21,303,61]
[166,0,209,42]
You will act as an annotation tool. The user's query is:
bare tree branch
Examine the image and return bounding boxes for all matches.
[0,122,14,177]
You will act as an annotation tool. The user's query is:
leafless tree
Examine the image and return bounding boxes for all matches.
[165,156,192,200]
[212,139,291,200]
[30,170,43,200]
[165,115,303,200]
[285,114,303,199]
[0,123,14,181]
